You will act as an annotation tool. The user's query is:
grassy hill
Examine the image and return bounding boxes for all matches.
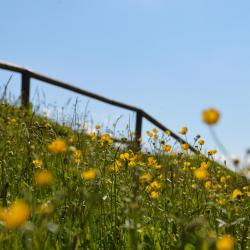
[0,102,249,250]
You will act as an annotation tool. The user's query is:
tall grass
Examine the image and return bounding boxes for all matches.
[0,101,249,250]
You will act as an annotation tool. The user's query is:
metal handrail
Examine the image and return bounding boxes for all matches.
[0,61,198,153]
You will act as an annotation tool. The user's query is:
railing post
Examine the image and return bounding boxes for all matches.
[135,110,143,149]
[21,71,30,108]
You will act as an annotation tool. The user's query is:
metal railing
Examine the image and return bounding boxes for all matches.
[0,61,198,153]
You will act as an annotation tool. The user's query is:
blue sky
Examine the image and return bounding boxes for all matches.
[1,0,250,156]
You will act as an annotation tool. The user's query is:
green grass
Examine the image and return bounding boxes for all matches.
[0,102,249,250]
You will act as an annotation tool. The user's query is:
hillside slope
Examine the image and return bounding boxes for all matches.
[0,103,249,250]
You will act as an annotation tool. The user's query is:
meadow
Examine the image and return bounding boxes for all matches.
[0,102,249,250]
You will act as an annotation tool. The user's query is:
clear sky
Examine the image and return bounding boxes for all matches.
[1,0,250,157]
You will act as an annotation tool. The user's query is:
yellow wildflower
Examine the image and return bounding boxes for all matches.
[150,181,161,190]
[152,128,159,134]
[183,161,191,171]
[139,173,152,184]
[216,235,234,250]
[198,139,205,146]
[35,170,53,187]
[73,149,81,159]
[48,139,67,154]
[194,168,208,180]
[146,185,152,192]
[181,143,189,151]
[162,145,171,152]
[148,157,157,166]
[110,160,122,173]
[148,157,161,169]
[74,158,80,165]
[154,165,161,170]
[154,134,159,140]
[218,198,226,206]
[147,131,153,138]
[33,159,42,168]
[202,108,220,125]
[150,191,159,199]
[120,152,130,161]
[90,132,97,141]
[129,131,135,137]
[165,130,171,135]
[231,189,243,199]
[100,134,113,145]
[0,200,30,229]
[179,127,188,135]
[208,149,217,156]
[128,161,136,168]
[200,161,209,170]
[204,181,212,189]
[73,149,82,164]
[214,184,222,191]
[81,169,97,181]
[220,176,227,183]
[95,124,101,130]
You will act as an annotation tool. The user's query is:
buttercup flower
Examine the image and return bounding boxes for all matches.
[100,134,113,145]
[208,149,217,156]
[162,145,171,152]
[181,143,189,151]
[35,170,53,187]
[150,181,161,190]
[150,191,159,199]
[120,152,130,161]
[81,169,97,181]
[194,168,208,180]
[202,108,220,125]
[95,124,101,130]
[179,127,188,135]
[200,161,209,170]
[129,131,135,137]
[152,128,159,134]
[216,235,235,250]
[147,131,153,138]
[218,198,226,206]
[183,161,191,171]
[231,189,243,199]
[48,139,67,154]
[0,200,30,229]
[198,139,205,146]
[204,181,212,189]
[165,130,171,135]
[33,159,42,168]
[110,160,122,173]
[139,173,152,184]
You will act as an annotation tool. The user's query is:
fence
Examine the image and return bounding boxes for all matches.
[0,61,198,153]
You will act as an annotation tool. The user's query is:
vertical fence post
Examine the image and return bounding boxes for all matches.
[21,71,30,108]
[135,110,143,149]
